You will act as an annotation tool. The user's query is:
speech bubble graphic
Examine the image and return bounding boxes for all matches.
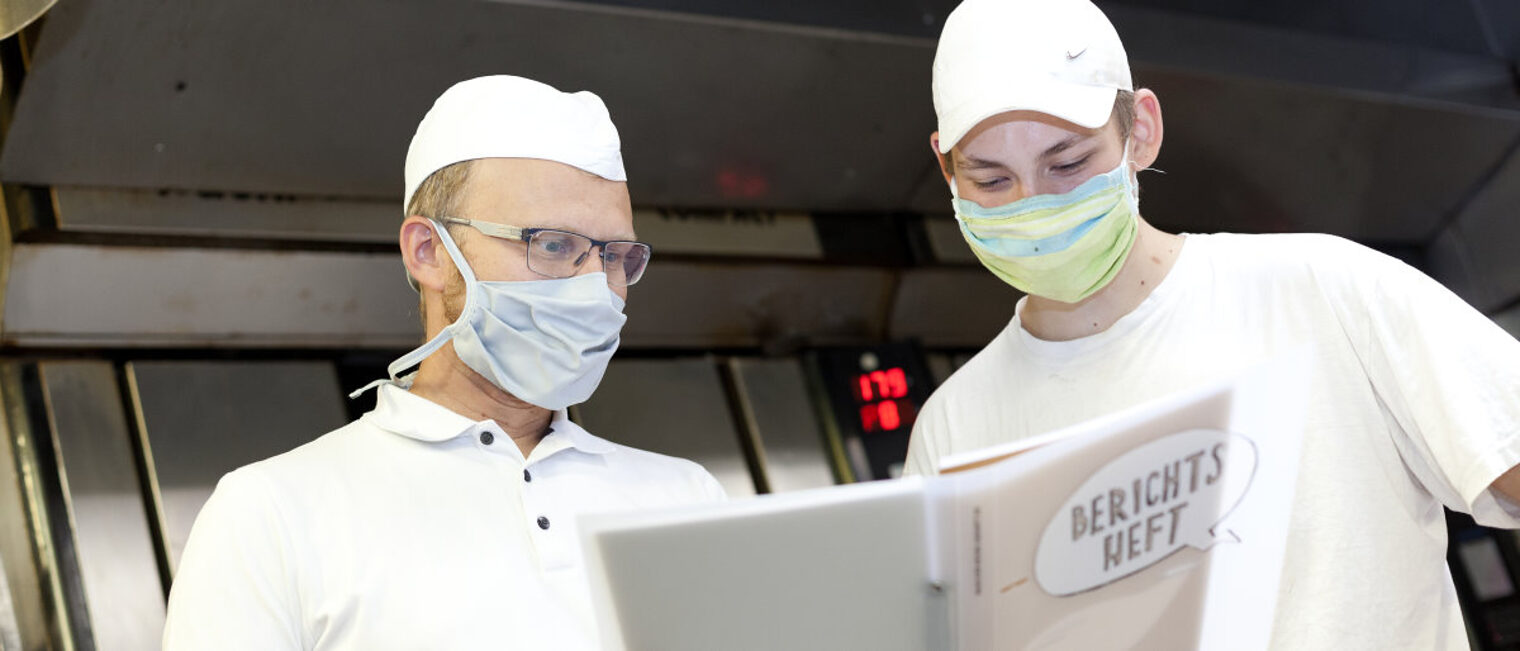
[1034,429,1257,596]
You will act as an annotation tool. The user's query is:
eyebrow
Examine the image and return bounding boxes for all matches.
[956,135,1091,170]
[1040,135,1085,159]
[957,156,1008,171]
[522,222,638,242]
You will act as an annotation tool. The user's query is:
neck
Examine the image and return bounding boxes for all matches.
[1018,218,1185,342]
[407,341,553,458]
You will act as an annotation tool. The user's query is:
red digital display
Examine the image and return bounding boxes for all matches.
[855,368,908,402]
[852,367,914,433]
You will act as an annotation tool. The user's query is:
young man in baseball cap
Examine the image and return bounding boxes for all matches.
[906,0,1520,647]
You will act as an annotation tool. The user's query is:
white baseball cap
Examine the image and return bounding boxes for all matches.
[403,75,627,212]
[932,0,1133,154]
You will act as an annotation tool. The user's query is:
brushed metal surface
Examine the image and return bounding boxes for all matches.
[126,360,347,575]
[0,364,50,651]
[3,243,420,348]
[52,187,398,243]
[921,214,976,265]
[2,243,900,350]
[1435,142,1520,313]
[0,0,53,40]
[729,358,835,492]
[2,0,934,212]
[49,189,827,259]
[622,260,896,349]
[578,358,756,497]
[888,268,1019,348]
[3,240,906,350]
[924,353,954,387]
[8,0,1517,242]
[38,361,164,650]
[0,553,19,651]
[632,209,823,259]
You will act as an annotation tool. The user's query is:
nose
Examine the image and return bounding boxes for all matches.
[1006,182,1034,204]
[571,244,609,276]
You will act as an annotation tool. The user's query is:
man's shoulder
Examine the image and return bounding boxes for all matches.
[1188,232,1409,292]
[1191,231,1381,268]
[1191,232,1392,270]
[218,418,379,496]
[929,330,1022,404]
[600,436,715,479]
[912,332,1029,444]
[572,428,726,500]
[251,417,374,466]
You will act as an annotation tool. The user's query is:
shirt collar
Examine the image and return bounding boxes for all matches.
[362,381,616,455]
[547,410,617,454]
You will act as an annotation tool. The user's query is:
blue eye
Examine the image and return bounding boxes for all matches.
[532,233,581,259]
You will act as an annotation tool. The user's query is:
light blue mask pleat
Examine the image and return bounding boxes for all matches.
[954,163,1124,221]
[962,211,1107,257]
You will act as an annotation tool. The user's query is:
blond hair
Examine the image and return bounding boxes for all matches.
[406,160,474,328]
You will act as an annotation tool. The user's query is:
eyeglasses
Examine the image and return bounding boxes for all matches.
[438,217,652,286]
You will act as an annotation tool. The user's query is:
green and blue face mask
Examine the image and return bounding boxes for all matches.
[951,145,1140,304]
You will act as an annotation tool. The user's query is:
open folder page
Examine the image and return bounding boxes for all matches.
[581,350,1311,651]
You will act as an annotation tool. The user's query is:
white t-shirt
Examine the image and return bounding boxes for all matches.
[163,383,726,650]
[905,233,1520,649]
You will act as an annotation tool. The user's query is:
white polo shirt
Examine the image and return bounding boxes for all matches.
[163,383,727,650]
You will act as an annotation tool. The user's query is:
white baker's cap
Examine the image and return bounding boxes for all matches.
[403,75,627,211]
[932,0,1133,153]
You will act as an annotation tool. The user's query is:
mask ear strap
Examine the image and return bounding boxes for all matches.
[347,221,480,399]
[1119,139,1143,213]
[433,222,481,314]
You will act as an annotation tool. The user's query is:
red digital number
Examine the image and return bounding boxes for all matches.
[887,367,907,398]
[852,365,913,433]
[859,403,879,432]
[878,400,901,430]
[856,367,908,403]
[860,400,904,432]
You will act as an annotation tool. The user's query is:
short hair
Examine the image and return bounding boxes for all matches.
[407,160,474,222]
[1112,88,1137,140]
[406,160,474,328]
[942,89,1137,175]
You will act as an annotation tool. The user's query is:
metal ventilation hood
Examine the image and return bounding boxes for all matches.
[2,0,1518,331]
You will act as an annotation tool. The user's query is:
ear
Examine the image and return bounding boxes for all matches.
[930,131,953,186]
[1130,88,1164,170]
[399,216,452,293]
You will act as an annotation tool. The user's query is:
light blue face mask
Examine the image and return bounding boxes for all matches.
[353,222,627,410]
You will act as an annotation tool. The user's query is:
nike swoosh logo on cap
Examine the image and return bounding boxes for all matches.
[1066,48,1087,60]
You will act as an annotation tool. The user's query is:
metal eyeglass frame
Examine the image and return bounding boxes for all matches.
[436,216,652,286]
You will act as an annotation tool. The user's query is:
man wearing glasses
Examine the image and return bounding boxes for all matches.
[163,76,725,650]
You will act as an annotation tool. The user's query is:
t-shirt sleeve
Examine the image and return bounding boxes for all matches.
[903,392,952,476]
[162,468,305,650]
[695,465,729,503]
[1322,240,1520,528]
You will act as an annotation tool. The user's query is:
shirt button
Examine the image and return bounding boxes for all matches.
[523,469,533,483]
[479,431,494,445]
[537,516,550,530]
